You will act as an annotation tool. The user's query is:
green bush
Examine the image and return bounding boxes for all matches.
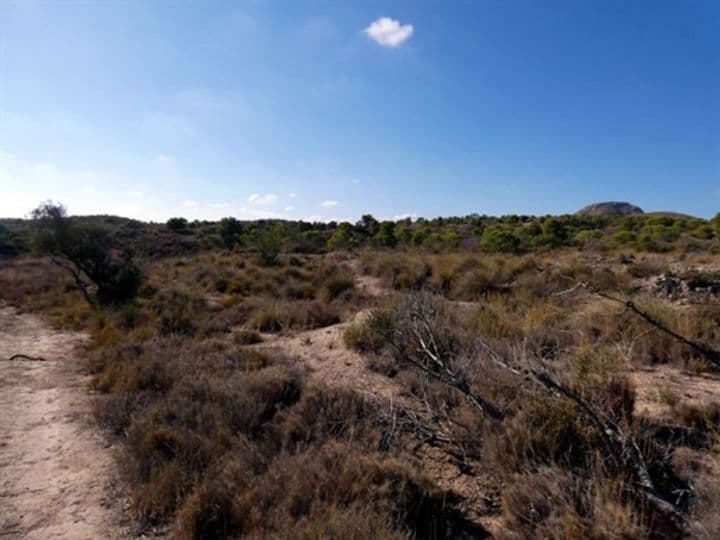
[218,217,243,248]
[480,227,521,253]
[255,223,284,266]
[167,217,189,231]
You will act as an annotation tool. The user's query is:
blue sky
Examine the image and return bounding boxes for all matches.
[1,1,718,221]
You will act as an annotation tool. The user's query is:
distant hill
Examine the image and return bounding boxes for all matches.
[576,202,644,217]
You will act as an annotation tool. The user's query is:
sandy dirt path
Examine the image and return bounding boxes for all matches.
[0,306,126,539]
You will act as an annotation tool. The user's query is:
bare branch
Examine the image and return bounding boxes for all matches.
[4,354,48,362]
[50,256,96,307]
[561,278,720,369]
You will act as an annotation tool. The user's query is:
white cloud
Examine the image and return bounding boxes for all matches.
[248,193,278,205]
[208,202,230,209]
[364,17,413,47]
[321,200,339,208]
[288,192,297,199]
[154,154,176,166]
[183,200,198,208]
[284,205,295,212]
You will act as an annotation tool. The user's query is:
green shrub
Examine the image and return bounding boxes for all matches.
[480,227,521,253]
[255,224,284,266]
[167,217,189,231]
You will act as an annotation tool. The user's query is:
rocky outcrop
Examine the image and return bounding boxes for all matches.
[576,202,644,216]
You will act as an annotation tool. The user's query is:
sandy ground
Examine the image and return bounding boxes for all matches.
[256,271,396,398]
[0,306,127,540]
[631,364,720,421]
[257,311,402,400]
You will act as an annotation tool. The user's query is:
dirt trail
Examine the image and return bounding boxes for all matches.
[0,306,126,539]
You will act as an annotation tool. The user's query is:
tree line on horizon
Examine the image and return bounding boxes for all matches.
[1,203,719,268]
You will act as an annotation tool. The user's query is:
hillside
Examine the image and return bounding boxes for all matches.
[576,201,644,216]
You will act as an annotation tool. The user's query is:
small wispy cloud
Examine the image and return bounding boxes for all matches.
[183,200,197,208]
[248,193,278,205]
[365,17,413,47]
[288,193,297,199]
[321,200,339,208]
[284,205,295,212]
[154,154,176,166]
[209,202,230,209]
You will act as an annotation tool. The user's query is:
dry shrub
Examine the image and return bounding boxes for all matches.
[123,362,303,522]
[365,353,399,377]
[249,302,283,332]
[627,257,670,279]
[318,271,355,302]
[249,300,340,332]
[150,289,202,336]
[491,395,600,471]
[282,280,316,300]
[672,447,720,538]
[464,304,520,341]
[269,385,384,452]
[259,505,409,540]
[565,295,699,367]
[343,307,395,353]
[233,329,263,345]
[89,333,303,523]
[0,256,68,304]
[0,256,95,328]
[672,402,720,431]
[284,300,340,329]
[178,442,472,540]
[362,253,431,290]
[499,466,646,540]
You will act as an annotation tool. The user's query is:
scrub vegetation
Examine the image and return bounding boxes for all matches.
[1,203,720,539]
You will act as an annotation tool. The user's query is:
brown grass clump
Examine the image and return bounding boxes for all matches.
[249,300,340,333]
[672,402,720,431]
[343,307,395,354]
[177,442,470,540]
[499,466,646,540]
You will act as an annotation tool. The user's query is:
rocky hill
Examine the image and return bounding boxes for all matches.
[576,201,644,217]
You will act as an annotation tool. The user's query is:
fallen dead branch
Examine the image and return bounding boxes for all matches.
[559,278,720,368]
[476,340,687,528]
[4,354,48,362]
[386,291,689,531]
